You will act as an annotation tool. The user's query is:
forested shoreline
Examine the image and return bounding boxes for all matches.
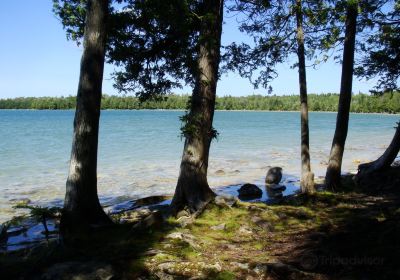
[1,92,400,113]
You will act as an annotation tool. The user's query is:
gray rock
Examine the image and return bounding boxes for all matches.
[9,198,31,205]
[267,184,286,191]
[238,225,253,235]
[131,210,163,230]
[165,232,200,250]
[238,183,262,198]
[266,167,283,184]
[230,262,249,270]
[214,195,238,208]
[215,169,225,176]
[210,223,226,231]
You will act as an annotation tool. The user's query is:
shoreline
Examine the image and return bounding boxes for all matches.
[1,108,399,115]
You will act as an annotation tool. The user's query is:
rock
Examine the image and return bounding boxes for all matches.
[9,198,31,205]
[134,195,171,207]
[238,225,253,235]
[176,215,194,228]
[251,216,273,231]
[265,167,283,184]
[230,262,249,271]
[42,261,115,280]
[215,169,225,175]
[214,195,238,208]
[176,209,191,219]
[131,210,163,230]
[267,184,286,191]
[165,232,200,250]
[211,223,226,231]
[238,184,262,199]
[266,188,284,199]
[155,261,221,278]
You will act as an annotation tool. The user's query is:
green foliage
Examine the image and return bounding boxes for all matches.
[355,1,400,92]
[13,204,61,221]
[53,0,201,99]
[1,92,400,113]
[13,204,61,235]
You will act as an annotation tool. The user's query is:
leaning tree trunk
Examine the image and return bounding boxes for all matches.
[171,0,224,215]
[325,2,358,191]
[357,122,400,176]
[61,0,112,238]
[295,0,315,194]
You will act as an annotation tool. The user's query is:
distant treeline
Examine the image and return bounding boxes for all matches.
[1,92,399,113]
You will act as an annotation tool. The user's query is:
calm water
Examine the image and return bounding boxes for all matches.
[0,110,398,222]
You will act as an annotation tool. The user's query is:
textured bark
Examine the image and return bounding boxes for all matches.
[295,0,314,194]
[61,0,112,237]
[171,0,224,214]
[357,123,400,175]
[325,2,358,191]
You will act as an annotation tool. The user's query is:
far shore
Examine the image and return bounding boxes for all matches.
[1,108,399,115]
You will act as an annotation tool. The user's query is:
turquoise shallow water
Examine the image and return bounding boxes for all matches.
[0,110,398,222]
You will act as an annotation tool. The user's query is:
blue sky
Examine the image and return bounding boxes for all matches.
[0,1,378,98]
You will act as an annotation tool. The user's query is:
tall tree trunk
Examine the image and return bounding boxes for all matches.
[325,2,358,191]
[357,122,400,175]
[61,0,112,238]
[171,0,224,214]
[295,0,315,194]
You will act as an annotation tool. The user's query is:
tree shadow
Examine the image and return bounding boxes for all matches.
[274,170,400,279]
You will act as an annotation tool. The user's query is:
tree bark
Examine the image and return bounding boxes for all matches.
[171,0,224,214]
[325,2,358,191]
[295,0,315,194]
[61,0,112,238]
[357,122,400,175]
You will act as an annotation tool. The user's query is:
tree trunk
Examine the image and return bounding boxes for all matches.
[171,0,224,214]
[295,0,315,194]
[61,0,112,238]
[325,2,358,191]
[357,122,400,175]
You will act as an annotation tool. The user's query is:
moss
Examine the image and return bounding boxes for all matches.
[212,271,236,280]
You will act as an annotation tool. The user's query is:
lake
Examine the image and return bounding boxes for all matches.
[0,110,398,223]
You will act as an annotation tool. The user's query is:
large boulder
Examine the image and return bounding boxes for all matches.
[265,167,283,184]
[238,183,262,199]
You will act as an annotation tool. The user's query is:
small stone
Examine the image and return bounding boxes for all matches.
[177,215,194,228]
[176,209,191,219]
[215,169,225,175]
[238,225,253,235]
[166,232,200,250]
[230,262,249,270]
[210,223,226,231]
[214,195,238,208]
[131,210,163,230]
[166,232,184,240]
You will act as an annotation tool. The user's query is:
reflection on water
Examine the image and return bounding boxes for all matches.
[0,110,398,223]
